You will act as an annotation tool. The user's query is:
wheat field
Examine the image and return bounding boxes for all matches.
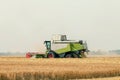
[0,57,120,80]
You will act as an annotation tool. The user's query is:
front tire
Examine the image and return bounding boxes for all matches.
[47,52,56,58]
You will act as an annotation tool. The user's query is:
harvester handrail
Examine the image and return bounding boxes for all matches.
[52,40,81,44]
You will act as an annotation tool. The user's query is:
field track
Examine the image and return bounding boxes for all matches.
[0,57,120,80]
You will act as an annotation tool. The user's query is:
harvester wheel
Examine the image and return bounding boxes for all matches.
[65,54,73,58]
[72,53,80,58]
[47,52,56,58]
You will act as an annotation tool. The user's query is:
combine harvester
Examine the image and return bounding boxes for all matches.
[26,34,89,58]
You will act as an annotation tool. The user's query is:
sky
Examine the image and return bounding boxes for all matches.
[0,0,120,52]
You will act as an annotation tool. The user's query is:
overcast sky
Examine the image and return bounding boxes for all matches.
[0,0,120,52]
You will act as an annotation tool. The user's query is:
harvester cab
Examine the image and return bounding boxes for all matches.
[44,41,51,51]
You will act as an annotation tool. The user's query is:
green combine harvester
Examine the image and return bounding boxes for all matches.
[26,34,89,58]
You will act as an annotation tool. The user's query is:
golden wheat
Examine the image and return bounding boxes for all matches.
[0,57,120,80]
[80,76,120,80]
